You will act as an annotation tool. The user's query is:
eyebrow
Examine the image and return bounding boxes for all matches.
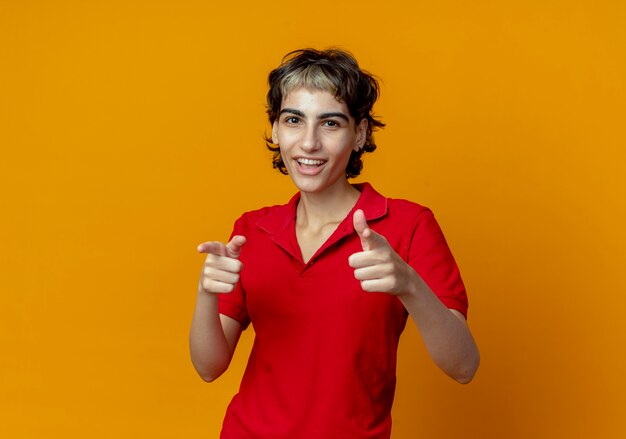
[319,112,350,122]
[280,108,350,123]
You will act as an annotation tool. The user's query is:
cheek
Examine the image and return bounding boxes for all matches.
[328,146,354,168]
[276,129,299,147]
[278,143,295,163]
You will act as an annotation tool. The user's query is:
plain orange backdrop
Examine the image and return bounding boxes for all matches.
[1,1,625,438]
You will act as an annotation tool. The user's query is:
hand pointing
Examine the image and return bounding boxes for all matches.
[197,235,247,294]
[349,210,414,296]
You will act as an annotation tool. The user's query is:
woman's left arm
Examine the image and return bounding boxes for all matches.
[395,275,480,384]
[349,210,480,384]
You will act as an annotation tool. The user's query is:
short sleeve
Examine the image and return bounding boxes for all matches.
[217,217,251,329]
[407,209,468,318]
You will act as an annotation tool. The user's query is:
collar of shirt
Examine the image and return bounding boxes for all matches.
[255,182,388,264]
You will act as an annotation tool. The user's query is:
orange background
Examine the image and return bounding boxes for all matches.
[1,1,625,438]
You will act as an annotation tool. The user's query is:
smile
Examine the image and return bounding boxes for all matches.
[293,157,327,176]
[296,158,326,166]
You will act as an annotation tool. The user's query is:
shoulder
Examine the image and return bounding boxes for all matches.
[235,204,279,223]
[231,197,296,235]
[385,198,446,245]
[359,183,439,241]
[378,191,435,230]
[232,204,279,228]
[383,199,441,251]
[386,196,432,218]
[358,182,431,219]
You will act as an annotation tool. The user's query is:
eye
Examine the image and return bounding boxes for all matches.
[323,120,340,128]
[284,116,300,124]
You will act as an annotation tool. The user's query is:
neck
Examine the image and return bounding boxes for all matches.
[296,180,361,228]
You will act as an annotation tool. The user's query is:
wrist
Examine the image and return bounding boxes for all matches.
[397,268,424,301]
[197,286,220,302]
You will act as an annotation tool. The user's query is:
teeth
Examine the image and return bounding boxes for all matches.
[297,158,325,166]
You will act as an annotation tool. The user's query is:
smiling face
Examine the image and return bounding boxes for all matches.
[272,87,367,195]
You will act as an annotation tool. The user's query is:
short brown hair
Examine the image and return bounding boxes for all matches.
[266,48,385,179]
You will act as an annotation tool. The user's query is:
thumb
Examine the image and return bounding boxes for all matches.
[225,235,247,259]
[353,209,373,250]
[353,209,386,251]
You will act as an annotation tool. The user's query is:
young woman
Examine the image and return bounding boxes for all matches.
[190,48,479,438]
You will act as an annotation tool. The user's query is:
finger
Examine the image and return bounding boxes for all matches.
[202,266,240,284]
[362,228,388,250]
[201,278,235,294]
[352,209,370,250]
[348,249,391,268]
[359,278,393,293]
[203,254,243,273]
[353,210,388,251]
[197,241,227,256]
[353,263,393,281]
[225,235,247,259]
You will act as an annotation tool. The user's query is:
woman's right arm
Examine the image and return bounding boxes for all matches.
[189,236,246,382]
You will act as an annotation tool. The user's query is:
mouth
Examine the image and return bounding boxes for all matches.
[294,157,327,175]
[296,158,326,167]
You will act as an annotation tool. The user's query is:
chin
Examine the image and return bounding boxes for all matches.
[290,175,347,195]
[291,179,324,194]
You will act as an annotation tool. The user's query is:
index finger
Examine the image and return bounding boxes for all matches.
[348,250,387,268]
[197,241,227,255]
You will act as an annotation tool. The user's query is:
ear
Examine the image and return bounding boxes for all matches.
[354,119,368,151]
[272,120,279,145]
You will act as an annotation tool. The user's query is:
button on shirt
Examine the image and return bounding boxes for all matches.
[218,183,468,439]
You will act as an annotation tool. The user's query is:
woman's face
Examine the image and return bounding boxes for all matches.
[272,87,367,195]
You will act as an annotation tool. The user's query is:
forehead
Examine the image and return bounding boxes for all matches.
[281,87,350,114]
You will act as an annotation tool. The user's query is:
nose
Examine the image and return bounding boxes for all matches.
[300,125,321,153]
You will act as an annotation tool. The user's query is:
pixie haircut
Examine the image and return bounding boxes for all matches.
[266,48,385,179]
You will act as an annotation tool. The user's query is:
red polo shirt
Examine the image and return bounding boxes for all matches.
[218,183,468,438]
